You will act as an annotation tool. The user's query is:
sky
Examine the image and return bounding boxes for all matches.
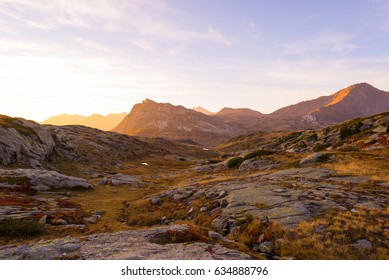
[1,0,389,121]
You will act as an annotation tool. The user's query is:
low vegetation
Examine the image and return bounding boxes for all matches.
[206,159,222,164]
[274,207,389,259]
[313,143,330,152]
[0,219,45,238]
[120,199,188,227]
[227,157,244,168]
[234,214,266,248]
[339,120,363,139]
[0,115,37,136]
[243,150,274,160]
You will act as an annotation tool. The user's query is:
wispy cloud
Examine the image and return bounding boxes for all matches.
[0,17,15,34]
[0,0,232,47]
[283,30,358,55]
[0,0,123,30]
[206,28,232,47]
[72,36,112,53]
[128,38,156,51]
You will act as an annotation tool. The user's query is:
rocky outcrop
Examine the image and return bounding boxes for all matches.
[299,153,335,165]
[1,114,168,169]
[0,115,55,168]
[46,125,167,165]
[155,167,388,236]
[259,112,389,153]
[0,224,250,260]
[99,174,140,187]
[239,158,278,172]
[0,169,92,191]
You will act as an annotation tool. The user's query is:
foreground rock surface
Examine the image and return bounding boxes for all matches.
[158,167,388,234]
[0,225,250,260]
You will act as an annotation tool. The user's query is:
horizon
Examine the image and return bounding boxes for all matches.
[31,81,389,123]
[4,81,388,123]
[1,1,389,122]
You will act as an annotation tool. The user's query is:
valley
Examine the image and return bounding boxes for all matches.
[0,110,388,260]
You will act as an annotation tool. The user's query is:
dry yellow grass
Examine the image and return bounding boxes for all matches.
[71,182,172,233]
[273,207,389,259]
[323,151,389,181]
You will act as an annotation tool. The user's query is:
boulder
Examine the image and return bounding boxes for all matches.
[220,199,229,208]
[99,174,140,187]
[239,158,277,172]
[258,241,274,254]
[83,215,100,224]
[150,197,162,205]
[0,169,93,191]
[353,239,372,249]
[218,190,227,198]
[372,125,388,133]
[359,124,372,132]
[299,153,326,165]
[208,231,233,243]
[38,215,47,224]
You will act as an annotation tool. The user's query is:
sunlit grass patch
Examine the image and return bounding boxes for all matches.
[274,207,389,259]
[120,198,188,227]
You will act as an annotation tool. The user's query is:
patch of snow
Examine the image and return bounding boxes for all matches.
[302,114,318,125]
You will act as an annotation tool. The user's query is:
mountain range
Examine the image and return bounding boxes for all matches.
[113,83,389,145]
[42,83,389,145]
[112,99,239,146]
[41,112,127,131]
[271,82,389,124]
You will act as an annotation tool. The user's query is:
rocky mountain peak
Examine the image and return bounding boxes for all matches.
[113,100,241,145]
[142,98,157,105]
[326,82,380,107]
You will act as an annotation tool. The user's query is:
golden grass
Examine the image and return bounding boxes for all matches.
[71,184,163,233]
[323,151,389,181]
[273,207,389,259]
[121,198,188,227]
